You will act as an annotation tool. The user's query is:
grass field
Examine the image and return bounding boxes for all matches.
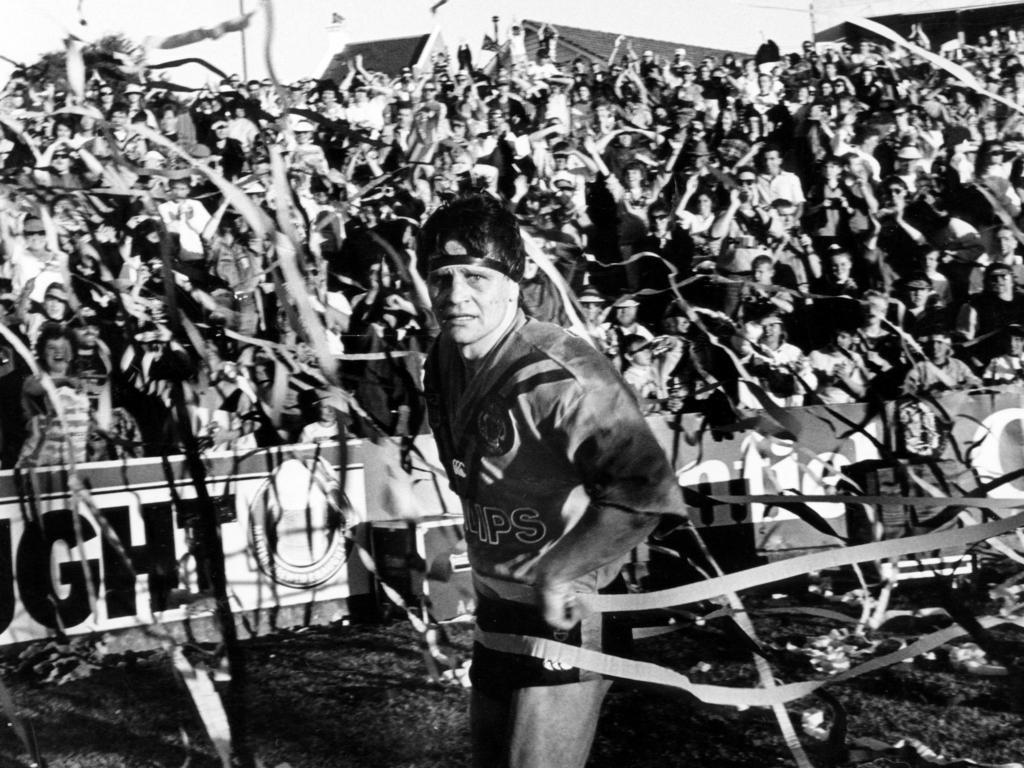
[2,586,1023,768]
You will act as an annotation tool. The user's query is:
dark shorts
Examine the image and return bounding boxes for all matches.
[470,583,632,698]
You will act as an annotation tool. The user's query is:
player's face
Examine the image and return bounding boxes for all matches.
[428,241,519,360]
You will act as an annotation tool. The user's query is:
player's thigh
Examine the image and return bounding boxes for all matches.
[471,687,512,768]
[506,679,613,768]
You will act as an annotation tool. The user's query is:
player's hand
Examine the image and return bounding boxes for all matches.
[536,581,581,631]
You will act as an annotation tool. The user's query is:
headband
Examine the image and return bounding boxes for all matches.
[428,253,515,280]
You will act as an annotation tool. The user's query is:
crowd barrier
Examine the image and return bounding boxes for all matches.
[2,387,1023,647]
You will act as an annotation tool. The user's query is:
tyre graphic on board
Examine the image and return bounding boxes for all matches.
[248,457,352,588]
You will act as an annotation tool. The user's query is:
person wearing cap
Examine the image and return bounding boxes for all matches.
[421,194,680,768]
[903,328,981,396]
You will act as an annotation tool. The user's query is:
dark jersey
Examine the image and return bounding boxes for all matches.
[424,312,681,604]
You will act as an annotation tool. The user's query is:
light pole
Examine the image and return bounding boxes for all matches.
[239,0,249,80]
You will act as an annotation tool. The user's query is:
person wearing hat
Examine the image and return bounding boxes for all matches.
[893,143,923,192]
[289,118,329,176]
[420,194,679,768]
[599,294,654,369]
[903,328,981,396]
[124,83,158,131]
[575,286,611,351]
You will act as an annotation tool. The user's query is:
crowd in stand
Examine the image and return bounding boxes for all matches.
[3,19,1024,467]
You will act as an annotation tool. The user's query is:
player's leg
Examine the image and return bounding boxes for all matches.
[470,687,512,768]
[505,678,613,768]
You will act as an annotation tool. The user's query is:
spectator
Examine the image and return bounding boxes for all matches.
[600,295,653,368]
[755,311,815,406]
[5,21,1024,467]
[157,178,212,263]
[903,328,982,395]
[982,324,1024,385]
[621,333,665,411]
[755,144,805,215]
[808,323,871,404]
[957,261,1024,366]
[17,323,90,467]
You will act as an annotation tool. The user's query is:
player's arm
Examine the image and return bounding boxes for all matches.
[532,505,660,629]
[531,373,682,629]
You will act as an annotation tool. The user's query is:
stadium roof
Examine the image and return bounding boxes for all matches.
[321,33,431,82]
[521,19,751,64]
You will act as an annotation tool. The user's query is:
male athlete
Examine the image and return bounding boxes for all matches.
[421,195,682,768]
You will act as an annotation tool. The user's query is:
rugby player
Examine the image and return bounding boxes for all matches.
[421,194,682,768]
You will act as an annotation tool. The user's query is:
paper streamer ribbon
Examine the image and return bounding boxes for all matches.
[710,494,1024,508]
[478,613,1024,710]
[144,12,255,50]
[581,510,1024,613]
[848,736,1023,768]
[171,648,233,767]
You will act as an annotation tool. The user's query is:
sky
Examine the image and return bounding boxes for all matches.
[0,0,914,89]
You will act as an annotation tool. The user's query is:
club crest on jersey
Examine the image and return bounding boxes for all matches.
[477,400,514,456]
